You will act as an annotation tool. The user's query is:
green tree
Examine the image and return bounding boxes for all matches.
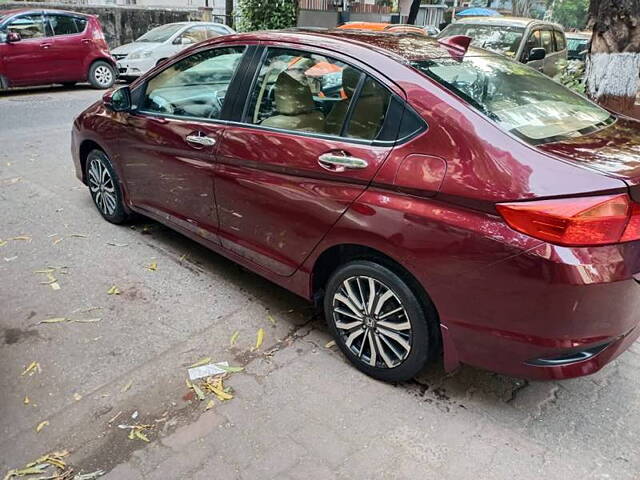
[236,0,298,32]
[548,0,589,29]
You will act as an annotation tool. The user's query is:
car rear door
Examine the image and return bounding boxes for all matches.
[2,12,55,86]
[117,44,252,243]
[213,45,403,276]
[45,13,89,82]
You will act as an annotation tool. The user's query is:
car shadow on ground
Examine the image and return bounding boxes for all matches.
[0,84,97,98]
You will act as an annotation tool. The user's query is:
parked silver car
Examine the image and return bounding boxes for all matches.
[112,21,234,80]
[438,16,567,77]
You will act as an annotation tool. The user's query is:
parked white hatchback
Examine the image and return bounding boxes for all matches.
[112,22,234,80]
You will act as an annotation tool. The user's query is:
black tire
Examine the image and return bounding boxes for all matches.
[86,149,130,224]
[88,60,116,89]
[323,260,436,382]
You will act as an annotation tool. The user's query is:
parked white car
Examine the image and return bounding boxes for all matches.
[112,22,234,80]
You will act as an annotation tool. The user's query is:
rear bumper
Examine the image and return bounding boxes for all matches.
[436,242,640,380]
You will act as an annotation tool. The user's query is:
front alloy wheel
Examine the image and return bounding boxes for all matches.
[86,150,129,224]
[324,260,436,382]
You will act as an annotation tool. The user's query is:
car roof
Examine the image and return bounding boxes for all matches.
[0,8,90,17]
[161,21,229,27]
[213,29,494,63]
[450,15,563,29]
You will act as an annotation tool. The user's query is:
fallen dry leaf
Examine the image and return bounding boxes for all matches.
[267,314,277,326]
[40,317,67,324]
[70,233,87,238]
[189,357,212,368]
[36,420,49,432]
[106,242,128,247]
[107,286,121,295]
[255,328,265,350]
[205,399,215,411]
[21,361,40,376]
[121,380,133,393]
[192,383,205,401]
[325,340,336,348]
[23,395,29,405]
[146,261,157,271]
[9,236,31,242]
[73,393,82,401]
[230,330,240,346]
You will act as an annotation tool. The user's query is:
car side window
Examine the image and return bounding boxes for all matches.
[554,30,566,51]
[178,26,208,45]
[541,29,554,52]
[207,26,229,37]
[6,14,46,39]
[523,30,541,59]
[48,15,80,36]
[246,47,392,140]
[142,46,246,120]
[74,18,87,32]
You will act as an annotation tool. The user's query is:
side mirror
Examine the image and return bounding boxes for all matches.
[103,86,131,112]
[175,36,193,45]
[7,32,21,43]
[528,47,546,62]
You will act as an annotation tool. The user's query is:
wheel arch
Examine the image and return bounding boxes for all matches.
[78,139,105,184]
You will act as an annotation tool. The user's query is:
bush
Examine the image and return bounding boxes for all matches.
[559,60,586,94]
[237,0,298,32]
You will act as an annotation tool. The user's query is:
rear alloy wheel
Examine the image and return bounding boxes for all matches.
[88,61,115,89]
[324,260,434,382]
[86,150,129,224]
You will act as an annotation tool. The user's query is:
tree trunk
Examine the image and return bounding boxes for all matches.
[512,0,532,16]
[225,0,234,28]
[585,0,640,116]
[407,0,421,25]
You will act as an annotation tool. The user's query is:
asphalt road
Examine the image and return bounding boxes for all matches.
[1,85,640,480]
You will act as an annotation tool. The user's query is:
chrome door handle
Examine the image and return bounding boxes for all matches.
[318,153,368,172]
[185,134,216,147]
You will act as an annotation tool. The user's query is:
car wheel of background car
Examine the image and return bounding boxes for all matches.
[324,260,436,382]
[86,149,130,224]
[88,61,116,89]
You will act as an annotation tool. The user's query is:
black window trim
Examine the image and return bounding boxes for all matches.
[233,44,425,147]
[133,43,256,124]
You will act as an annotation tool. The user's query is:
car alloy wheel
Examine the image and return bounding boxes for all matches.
[88,156,117,216]
[332,275,412,369]
[94,65,113,87]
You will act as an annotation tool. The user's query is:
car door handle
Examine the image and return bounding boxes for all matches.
[318,153,368,172]
[81,39,91,44]
[185,134,216,147]
[40,43,52,49]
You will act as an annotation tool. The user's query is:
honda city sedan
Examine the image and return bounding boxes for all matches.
[71,30,640,382]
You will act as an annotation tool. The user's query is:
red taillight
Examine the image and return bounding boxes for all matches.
[497,194,640,246]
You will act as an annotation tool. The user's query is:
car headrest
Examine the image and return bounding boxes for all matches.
[274,72,315,115]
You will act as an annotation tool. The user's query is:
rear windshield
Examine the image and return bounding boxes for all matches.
[137,23,183,43]
[438,24,524,58]
[412,55,614,144]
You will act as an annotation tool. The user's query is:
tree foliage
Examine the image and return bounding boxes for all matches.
[236,0,298,32]
[548,0,589,30]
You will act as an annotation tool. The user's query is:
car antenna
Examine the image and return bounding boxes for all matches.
[437,35,472,59]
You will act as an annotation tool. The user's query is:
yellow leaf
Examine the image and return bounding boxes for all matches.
[39,317,67,324]
[121,380,133,393]
[205,399,215,411]
[13,465,47,476]
[23,395,30,405]
[267,314,277,326]
[73,318,101,323]
[50,282,61,291]
[134,429,150,442]
[34,268,56,274]
[230,330,240,346]
[70,233,87,238]
[0,240,6,247]
[73,393,82,401]
[21,361,40,376]
[10,236,31,241]
[325,340,336,348]
[185,378,192,389]
[255,328,265,350]
[52,237,64,245]
[128,429,135,440]
[107,286,121,295]
[146,261,157,271]
[210,384,233,401]
[192,383,205,401]
[189,357,211,368]
[36,420,49,432]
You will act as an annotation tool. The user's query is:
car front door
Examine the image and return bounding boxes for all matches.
[540,28,556,76]
[46,13,89,82]
[520,28,543,72]
[1,13,55,86]
[213,46,400,276]
[118,44,249,242]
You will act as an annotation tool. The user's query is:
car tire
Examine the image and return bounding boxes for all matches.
[86,149,130,224]
[88,61,116,89]
[324,260,437,382]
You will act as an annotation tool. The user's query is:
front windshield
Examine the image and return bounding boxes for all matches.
[136,24,183,43]
[438,24,524,57]
[412,55,614,144]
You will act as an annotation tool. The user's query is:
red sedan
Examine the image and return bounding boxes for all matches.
[71,30,640,382]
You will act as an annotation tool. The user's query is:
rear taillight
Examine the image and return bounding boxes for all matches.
[497,194,640,246]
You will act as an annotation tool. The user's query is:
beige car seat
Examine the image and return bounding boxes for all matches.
[260,72,325,133]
